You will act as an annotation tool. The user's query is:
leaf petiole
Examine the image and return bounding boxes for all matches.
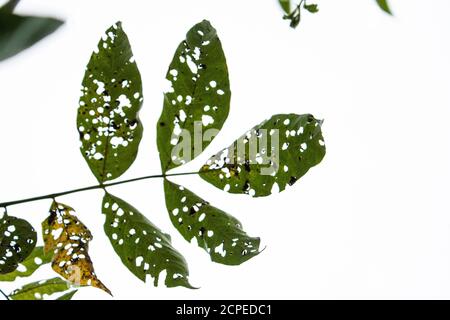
[0,171,205,208]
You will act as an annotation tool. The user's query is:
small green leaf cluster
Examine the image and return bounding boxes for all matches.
[279,0,392,29]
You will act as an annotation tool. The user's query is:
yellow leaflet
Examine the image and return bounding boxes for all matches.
[42,201,111,295]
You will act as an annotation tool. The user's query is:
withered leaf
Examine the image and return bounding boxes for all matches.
[42,201,111,295]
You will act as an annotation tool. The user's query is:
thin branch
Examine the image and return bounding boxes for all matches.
[0,170,203,208]
[0,289,10,300]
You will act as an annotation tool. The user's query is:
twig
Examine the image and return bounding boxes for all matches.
[0,170,204,208]
[0,289,10,300]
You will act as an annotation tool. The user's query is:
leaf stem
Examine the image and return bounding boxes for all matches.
[0,171,202,208]
[0,289,10,300]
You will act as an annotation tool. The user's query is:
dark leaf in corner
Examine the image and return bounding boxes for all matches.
[0,9,63,62]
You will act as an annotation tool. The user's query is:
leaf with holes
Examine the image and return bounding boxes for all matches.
[0,4,63,62]
[42,201,111,294]
[376,0,392,15]
[78,21,143,183]
[164,179,261,265]
[157,20,231,173]
[199,114,326,197]
[0,246,52,281]
[0,213,37,274]
[9,277,70,300]
[102,193,194,288]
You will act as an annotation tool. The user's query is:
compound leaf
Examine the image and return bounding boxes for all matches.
[42,201,111,295]
[0,213,37,274]
[102,193,194,288]
[376,0,392,15]
[200,114,326,197]
[0,246,52,282]
[0,9,63,62]
[9,277,70,300]
[164,179,261,265]
[157,20,231,173]
[78,21,143,183]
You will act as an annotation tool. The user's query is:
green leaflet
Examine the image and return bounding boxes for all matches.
[102,193,194,288]
[164,179,261,265]
[9,277,70,300]
[278,0,291,14]
[303,3,319,13]
[199,114,326,197]
[0,6,63,62]
[0,246,52,282]
[157,20,231,173]
[78,21,144,183]
[376,0,392,15]
[0,213,37,274]
[56,290,78,300]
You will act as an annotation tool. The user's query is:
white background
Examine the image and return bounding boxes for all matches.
[1,0,450,300]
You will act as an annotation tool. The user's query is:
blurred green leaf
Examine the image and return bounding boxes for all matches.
[0,10,63,62]
[278,0,291,14]
[303,3,319,13]
[376,0,392,15]
[0,0,20,14]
